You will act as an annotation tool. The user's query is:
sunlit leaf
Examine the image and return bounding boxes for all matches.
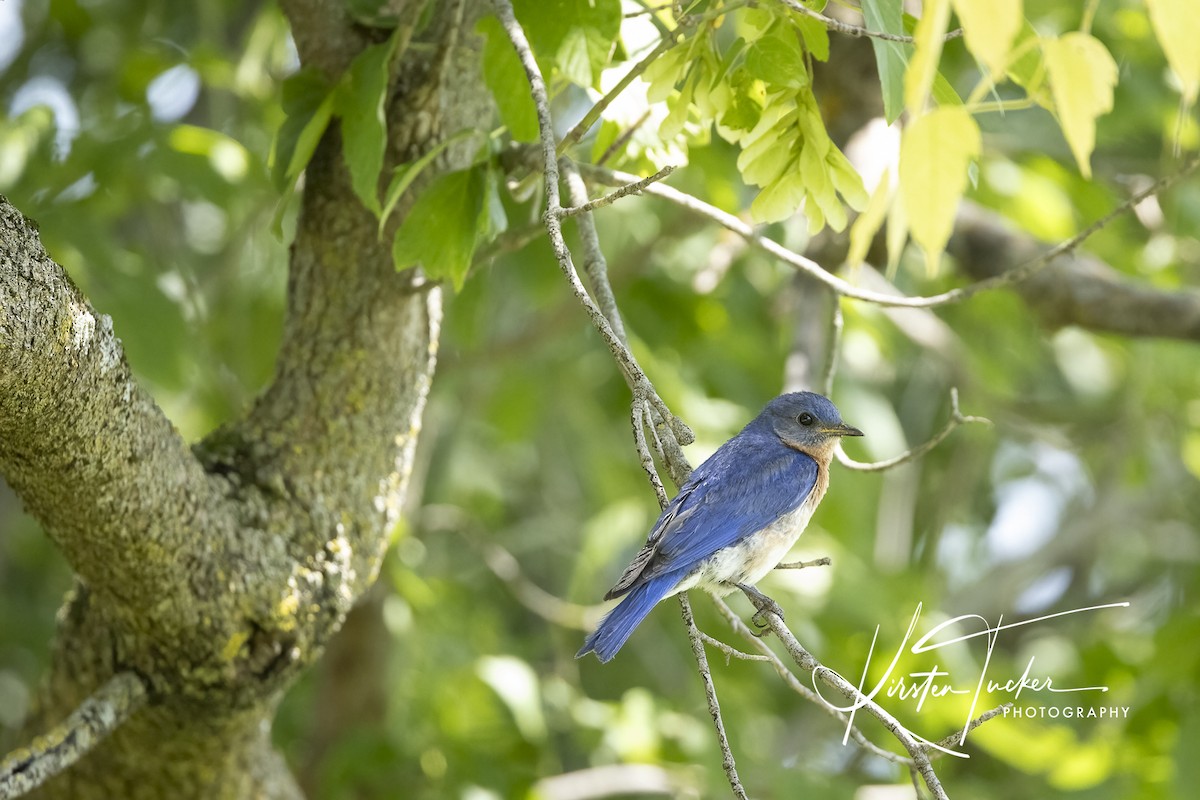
[1146,0,1200,104]
[951,0,1022,75]
[904,0,952,114]
[744,28,809,90]
[751,169,805,223]
[899,106,980,273]
[848,168,893,268]
[1043,32,1117,179]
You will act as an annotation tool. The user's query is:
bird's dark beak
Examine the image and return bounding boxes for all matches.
[824,423,864,437]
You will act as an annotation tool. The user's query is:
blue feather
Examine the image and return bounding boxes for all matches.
[576,572,683,662]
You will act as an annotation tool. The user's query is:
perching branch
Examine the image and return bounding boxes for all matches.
[742,603,952,800]
[708,596,915,767]
[0,672,147,800]
[679,595,750,800]
[837,388,992,472]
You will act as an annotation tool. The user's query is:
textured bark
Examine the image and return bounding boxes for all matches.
[0,1,491,796]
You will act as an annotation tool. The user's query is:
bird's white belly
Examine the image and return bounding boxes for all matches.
[673,492,822,595]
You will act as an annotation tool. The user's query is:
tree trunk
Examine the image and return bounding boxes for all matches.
[0,1,491,796]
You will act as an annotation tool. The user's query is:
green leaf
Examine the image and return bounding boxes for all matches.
[796,13,830,62]
[899,106,980,274]
[861,0,908,123]
[847,169,892,268]
[379,129,479,235]
[477,16,539,141]
[513,0,621,88]
[1006,22,1052,108]
[1146,0,1200,104]
[744,29,809,90]
[336,31,401,216]
[393,166,488,290]
[270,68,335,190]
[751,169,805,224]
[1043,32,1117,179]
[951,0,1022,76]
[904,0,952,113]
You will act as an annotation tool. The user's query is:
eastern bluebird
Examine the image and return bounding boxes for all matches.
[577,392,862,662]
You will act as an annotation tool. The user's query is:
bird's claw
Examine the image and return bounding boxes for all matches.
[735,583,785,632]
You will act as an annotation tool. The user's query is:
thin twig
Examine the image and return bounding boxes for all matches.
[679,595,750,800]
[822,299,843,396]
[560,35,679,154]
[633,399,671,508]
[491,0,694,491]
[598,109,652,165]
[775,556,832,570]
[709,596,914,766]
[741,600,951,800]
[697,630,774,663]
[562,162,630,343]
[558,166,677,219]
[927,703,1013,758]
[777,0,964,43]
[0,672,148,799]
[479,540,592,629]
[578,160,1200,309]
[837,387,991,472]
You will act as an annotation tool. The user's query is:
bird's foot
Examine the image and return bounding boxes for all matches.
[735,583,785,632]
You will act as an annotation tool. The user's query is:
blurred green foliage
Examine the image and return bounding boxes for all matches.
[2,1,1199,799]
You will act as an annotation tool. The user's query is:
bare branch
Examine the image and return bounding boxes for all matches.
[0,672,147,800]
[775,556,832,570]
[558,166,677,219]
[837,388,991,472]
[679,595,750,800]
[927,703,1013,759]
[578,160,1200,311]
[709,597,913,767]
[562,163,630,343]
[776,0,964,44]
[736,600,951,800]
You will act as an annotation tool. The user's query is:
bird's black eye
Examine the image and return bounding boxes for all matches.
[798,412,815,426]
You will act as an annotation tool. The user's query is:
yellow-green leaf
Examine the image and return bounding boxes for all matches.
[904,0,952,113]
[848,169,893,268]
[899,106,980,274]
[1043,32,1117,179]
[951,0,1022,76]
[1146,0,1200,104]
[751,169,805,224]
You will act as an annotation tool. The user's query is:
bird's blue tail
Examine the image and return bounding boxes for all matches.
[576,573,680,662]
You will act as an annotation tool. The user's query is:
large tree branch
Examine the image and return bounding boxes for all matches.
[2,2,492,797]
[950,202,1200,341]
[0,198,236,625]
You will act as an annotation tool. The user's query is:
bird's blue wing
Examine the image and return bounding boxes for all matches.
[606,437,819,598]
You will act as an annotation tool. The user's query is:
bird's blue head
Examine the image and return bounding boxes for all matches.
[757,392,863,455]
